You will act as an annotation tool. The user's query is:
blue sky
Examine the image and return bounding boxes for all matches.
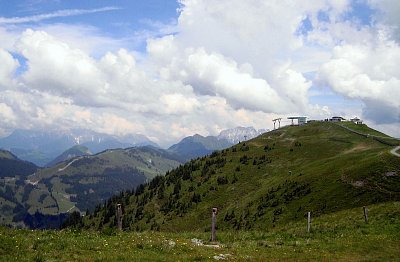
[0,1,180,51]
[0,1,179,24]
[0,0,399,146]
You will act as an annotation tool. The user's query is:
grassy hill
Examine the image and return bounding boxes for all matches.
[0,146,181,228]
[168,134,233,162]
[83,122,400,232]
[1,201,399,261]
[46,145,91,167]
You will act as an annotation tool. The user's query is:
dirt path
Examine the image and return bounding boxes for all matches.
[336,124,400,158]
[58,157,84,172]
[390,146,400,157]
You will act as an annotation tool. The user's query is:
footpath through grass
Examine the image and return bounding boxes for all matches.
[1,201,399,261]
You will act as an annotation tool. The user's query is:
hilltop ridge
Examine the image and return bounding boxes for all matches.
[82,122,400,232]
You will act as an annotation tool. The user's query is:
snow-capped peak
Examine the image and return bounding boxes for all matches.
[217,126,268,144]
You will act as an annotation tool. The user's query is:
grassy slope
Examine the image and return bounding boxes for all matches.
[1,201,399,261]
[338,122,400,145]
[85,122,400,231]
[339,122,389,137]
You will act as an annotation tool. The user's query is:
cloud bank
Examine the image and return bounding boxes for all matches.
[0,0,399,146]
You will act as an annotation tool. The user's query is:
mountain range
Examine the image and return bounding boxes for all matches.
[0,145,182,228]
[0,129,158,166]
[0,125,269,228]
[0,126,267,166]
[168,134,232,162]
[167,126,268,162]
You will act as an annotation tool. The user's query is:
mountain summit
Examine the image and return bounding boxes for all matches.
[168,134,232,162]
[167,126,268,162]
[46,145,92,167]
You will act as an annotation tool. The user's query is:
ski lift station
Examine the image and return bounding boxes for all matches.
[287,116,307,126]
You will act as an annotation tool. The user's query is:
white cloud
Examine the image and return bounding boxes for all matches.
[0,102,16,125]
[0,49,19,89]
[160,93,199,115]
[0,27,20,51]
[0,7,120,24]
[317,39,400,125]
[36,24,136,57]
[157,47,301,113]
[368,0,400,41]
[17,29,105,104]
[0,0,399,144]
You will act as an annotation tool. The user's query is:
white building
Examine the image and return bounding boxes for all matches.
[350,117,363,125]
[287,116,307,126]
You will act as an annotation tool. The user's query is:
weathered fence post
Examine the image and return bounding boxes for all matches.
[117,204,123,231]
[363,206,369,224]
[211,208,218,242]
[307,211,311,233]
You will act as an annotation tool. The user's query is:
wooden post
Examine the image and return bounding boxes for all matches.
[117,204,123,231]
[211,208,218,242]
[363,206,368,224]
[307,212,311,233]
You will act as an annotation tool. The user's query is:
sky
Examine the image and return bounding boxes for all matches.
[0,0,399,147]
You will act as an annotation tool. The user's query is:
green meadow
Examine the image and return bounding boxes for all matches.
[1,201,399,261]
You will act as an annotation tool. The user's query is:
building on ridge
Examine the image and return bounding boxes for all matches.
[287,116,307,126]
[350,117,363,125]
[330,116,346,122]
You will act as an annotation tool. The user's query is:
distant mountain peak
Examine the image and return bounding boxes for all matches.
[168,133,232,162]
[217,126,268,144]
[0,128,158,166]
[46,145,92,167]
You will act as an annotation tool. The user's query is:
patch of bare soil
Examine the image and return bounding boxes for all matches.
[344,144,370,154]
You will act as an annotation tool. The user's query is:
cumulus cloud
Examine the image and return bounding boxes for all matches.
[147,0,329,114]
[157,47,300,113]
[15,29,195,114]
[317,29,400,127]
[0,49,19,89]
[17,29,104,102]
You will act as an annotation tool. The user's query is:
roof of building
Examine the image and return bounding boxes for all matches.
[287,116,307,120]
